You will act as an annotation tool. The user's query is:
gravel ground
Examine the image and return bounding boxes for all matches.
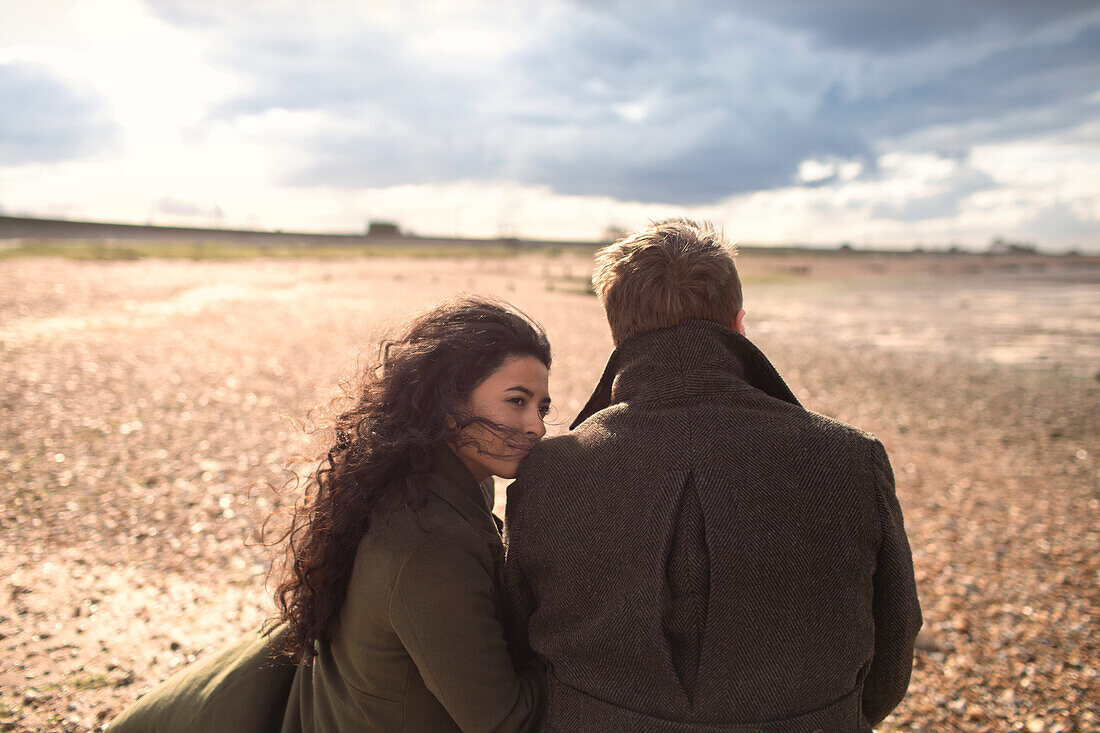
[1,252,1097,731]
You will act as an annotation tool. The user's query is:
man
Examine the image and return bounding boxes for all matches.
[504,219,921,732]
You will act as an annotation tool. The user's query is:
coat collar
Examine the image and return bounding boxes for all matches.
[571,319,801,430]
[426,445,499,536]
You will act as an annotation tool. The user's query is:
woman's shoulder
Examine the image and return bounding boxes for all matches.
[343,496,492,613]
[358,492,485,564]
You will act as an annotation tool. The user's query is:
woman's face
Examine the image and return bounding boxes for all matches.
[450,354,551,482]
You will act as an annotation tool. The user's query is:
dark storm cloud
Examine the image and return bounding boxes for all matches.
[728,0,1097,53]
[497,8,872,202]
[150,1,1100,208]
[0,61,120,165]
[817,23,1100,144]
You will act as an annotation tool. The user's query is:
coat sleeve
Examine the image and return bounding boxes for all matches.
[389,538,545,733]
[861,439,923,727]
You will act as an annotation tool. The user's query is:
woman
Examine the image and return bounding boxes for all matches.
[111,295,551,732]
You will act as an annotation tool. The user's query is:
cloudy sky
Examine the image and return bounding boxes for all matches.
[1,0,1098,250]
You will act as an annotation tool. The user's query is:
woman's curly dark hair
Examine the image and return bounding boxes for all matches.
[269,295,551,662]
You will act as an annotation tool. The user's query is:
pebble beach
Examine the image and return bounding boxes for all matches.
[1,249,1097,731]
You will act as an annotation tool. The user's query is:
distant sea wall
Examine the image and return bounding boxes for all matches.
[0,215,596,250]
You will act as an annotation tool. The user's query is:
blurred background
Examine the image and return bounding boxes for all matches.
[1,2,1097,732]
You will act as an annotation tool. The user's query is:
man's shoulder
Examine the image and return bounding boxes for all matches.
[507,432,597,518]
[518,406,631,472]
[785,408,888,472]
[515,433,582,481]
[802,407,882,446]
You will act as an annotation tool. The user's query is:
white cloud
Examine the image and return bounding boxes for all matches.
[710,136,1100,250]
[3,0,235,135]
[612,101,651,124]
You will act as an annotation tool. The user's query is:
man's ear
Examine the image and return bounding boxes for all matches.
[732,309,746,335]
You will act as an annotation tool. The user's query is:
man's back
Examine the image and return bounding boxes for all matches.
[505,320,921,732]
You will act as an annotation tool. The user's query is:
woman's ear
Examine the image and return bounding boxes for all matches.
[441,399,461,432]
[732,309,746,335]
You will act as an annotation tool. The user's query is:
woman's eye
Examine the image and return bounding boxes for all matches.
[508,397,526,407]
[538,405,550,418]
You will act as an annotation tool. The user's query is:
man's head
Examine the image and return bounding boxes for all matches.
[592,218,744,345]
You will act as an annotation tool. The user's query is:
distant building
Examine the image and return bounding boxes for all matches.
[366,221,402,238]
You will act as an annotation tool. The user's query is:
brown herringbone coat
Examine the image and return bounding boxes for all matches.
[504,320,921,732]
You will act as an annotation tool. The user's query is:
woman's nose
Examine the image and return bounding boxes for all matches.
[528,411,547,439]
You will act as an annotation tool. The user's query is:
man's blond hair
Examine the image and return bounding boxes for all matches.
[592,219,742,344]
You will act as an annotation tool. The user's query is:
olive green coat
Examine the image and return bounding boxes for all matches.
[111,447,545,732]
